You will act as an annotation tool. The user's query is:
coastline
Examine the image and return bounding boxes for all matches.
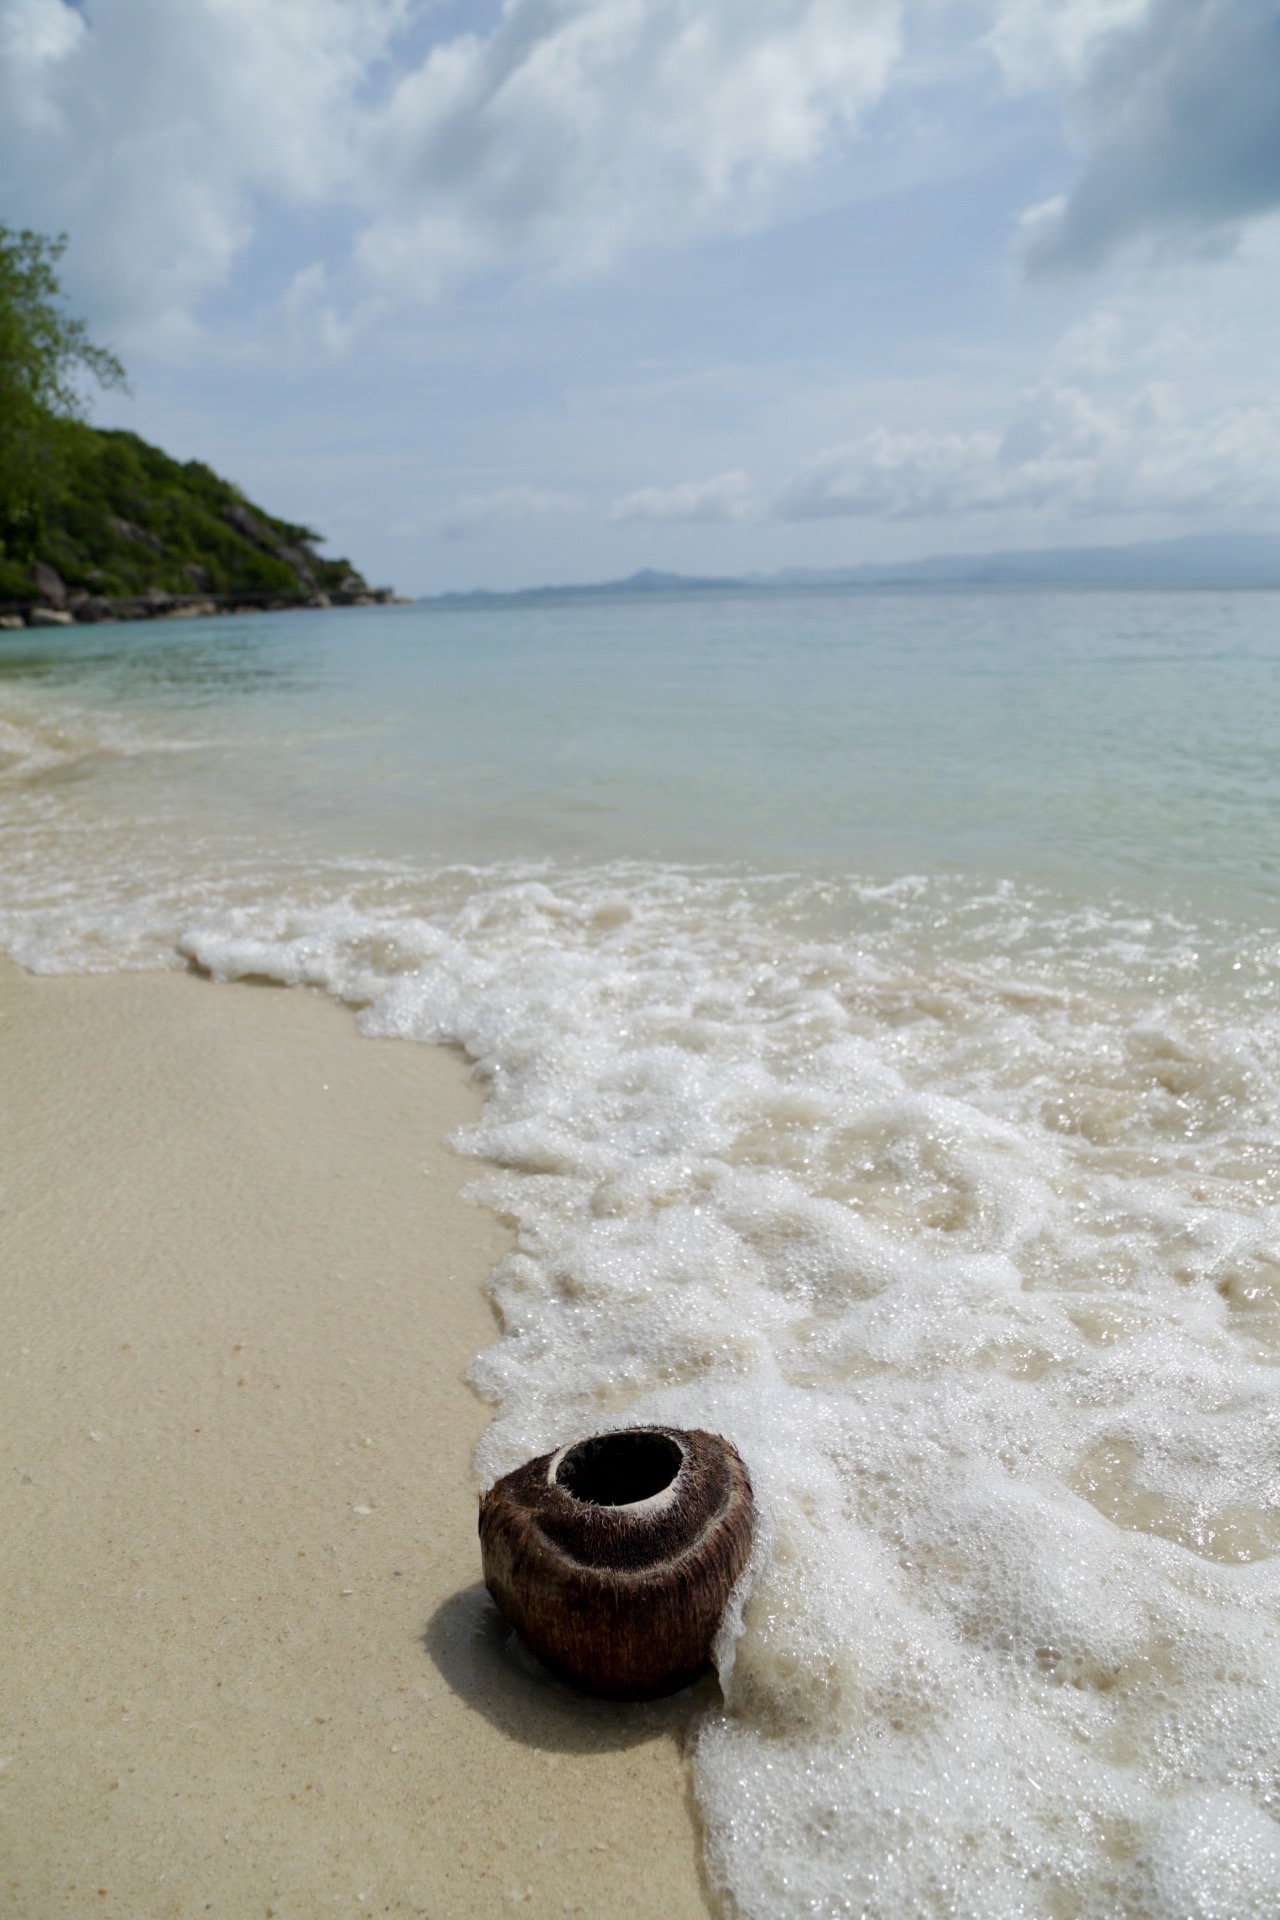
[0,587,409,630]
[0,958,713,1918]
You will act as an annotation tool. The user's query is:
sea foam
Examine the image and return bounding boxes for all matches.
[165,867,1280,1919]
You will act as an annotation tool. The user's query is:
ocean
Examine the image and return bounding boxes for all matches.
[4,586,1280,1917]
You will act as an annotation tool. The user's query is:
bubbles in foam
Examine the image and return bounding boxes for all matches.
[3,806,1280,1909]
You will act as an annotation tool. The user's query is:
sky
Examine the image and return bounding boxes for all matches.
[3,0,1280,593]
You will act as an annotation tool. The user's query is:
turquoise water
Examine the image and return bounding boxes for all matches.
[4,587,1279,908]
[4,589,1280,1918]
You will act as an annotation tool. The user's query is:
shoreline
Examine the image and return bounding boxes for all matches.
[0,958,713,1918]
[0,588,411,631]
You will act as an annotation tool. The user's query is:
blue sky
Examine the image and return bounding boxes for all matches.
[3,0,1280,592]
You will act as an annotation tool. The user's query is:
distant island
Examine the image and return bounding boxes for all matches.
[0,424,394,629]
[425,534,1280,606]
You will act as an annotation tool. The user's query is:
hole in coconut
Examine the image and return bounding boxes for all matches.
[556,1430,683,1507]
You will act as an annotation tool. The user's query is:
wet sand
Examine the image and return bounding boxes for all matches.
[0,959,714,1918]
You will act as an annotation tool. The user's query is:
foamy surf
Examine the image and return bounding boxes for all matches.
[165,869,1280,1918]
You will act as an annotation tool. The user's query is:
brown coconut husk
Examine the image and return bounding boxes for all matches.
[478,1426,754,1700]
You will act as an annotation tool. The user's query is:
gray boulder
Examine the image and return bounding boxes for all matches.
[73,597,114,624]
[108,515,164,554]
[223,501,274,548]
[31,560,67,605]
[275,541,317,589]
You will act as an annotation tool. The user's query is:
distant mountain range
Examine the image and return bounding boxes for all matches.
[768,533,1280,589]
[425,534,1280,604]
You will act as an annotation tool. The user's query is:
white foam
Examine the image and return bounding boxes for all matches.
[3,817,1280,1909]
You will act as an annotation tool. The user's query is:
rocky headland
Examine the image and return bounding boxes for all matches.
[0,425,402,629]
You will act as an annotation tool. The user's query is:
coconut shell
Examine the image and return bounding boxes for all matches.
[478,1425,754,1699]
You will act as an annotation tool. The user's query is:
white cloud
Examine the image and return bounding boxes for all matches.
[357,0,905,300]
[0,0,907,344]
[0,0,410,351]
[0,0,82,69]
[610,470,758,523]
[442,485,581,538]
[5,0,1277,355]
[991,0,1280,273]
[985,0,1148,92]
[775,382,1280,521]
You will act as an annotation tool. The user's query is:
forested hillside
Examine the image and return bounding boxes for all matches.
[0,423,383,621]
[1,226,387,625]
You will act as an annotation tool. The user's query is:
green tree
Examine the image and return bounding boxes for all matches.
[0,227,128,558]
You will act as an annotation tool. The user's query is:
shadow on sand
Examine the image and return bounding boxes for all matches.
[422,1581,722,1756]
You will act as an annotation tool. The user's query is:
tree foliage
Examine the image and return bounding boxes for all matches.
[0,227,128,551]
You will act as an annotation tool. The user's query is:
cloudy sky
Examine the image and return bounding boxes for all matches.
[3,0,1279,591]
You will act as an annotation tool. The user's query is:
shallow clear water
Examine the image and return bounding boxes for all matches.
[4,589,1280,1917]
[4,587,1280,900]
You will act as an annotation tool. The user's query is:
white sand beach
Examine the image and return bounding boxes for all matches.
[0,958,713,1918]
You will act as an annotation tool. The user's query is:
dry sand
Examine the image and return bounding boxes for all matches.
[0,958,715,1918]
